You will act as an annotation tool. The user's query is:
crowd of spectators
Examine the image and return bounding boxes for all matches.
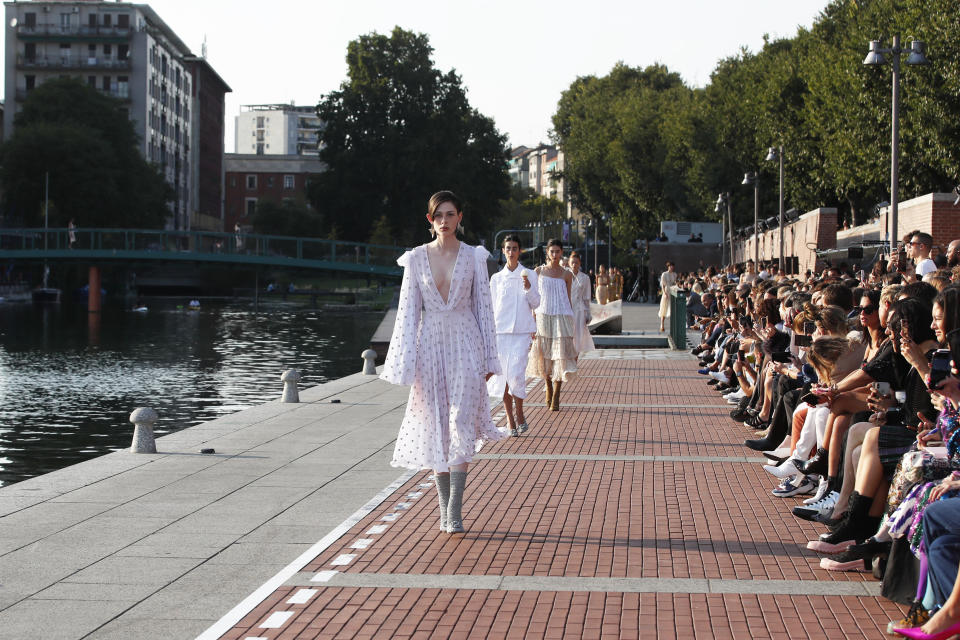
[686,230,960,638]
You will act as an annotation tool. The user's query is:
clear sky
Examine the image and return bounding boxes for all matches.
[5,0,831,150]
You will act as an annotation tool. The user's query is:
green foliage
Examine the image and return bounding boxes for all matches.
[494,184,566,238]
[0,78,172,228]
[250,200,324,238]
[553,0,960,235]
[310,27,510,246]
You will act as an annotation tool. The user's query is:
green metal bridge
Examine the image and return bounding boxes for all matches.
[0,228,407,277]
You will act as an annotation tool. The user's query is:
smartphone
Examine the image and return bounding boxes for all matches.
[928,349,953,390]
[737,351,746,362]
[803,321,816,335]
[886,407,904,424]
[801,392,823,406]
[860,269,866,282]
[742,316,753,329]
[897,247,907,272]
[872,381,892,397]
[771,352,792,363]
[794,334,812,348]
[760,317,768,330]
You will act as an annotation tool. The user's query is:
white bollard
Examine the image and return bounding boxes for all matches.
[281,369,301,403]
[362,349,378,375]
[129,407,158,453]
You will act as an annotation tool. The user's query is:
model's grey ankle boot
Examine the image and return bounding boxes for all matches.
[447,471,467,533]
[434,474,450,531]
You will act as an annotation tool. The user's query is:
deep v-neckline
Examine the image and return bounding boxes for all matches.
[426,243,463,305]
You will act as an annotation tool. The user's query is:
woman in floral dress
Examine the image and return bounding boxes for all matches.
[380,191,507,534]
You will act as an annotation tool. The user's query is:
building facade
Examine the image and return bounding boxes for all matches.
[184,55,230,231]
[3,0,229,231]
[223,154,326,234]
[234,104,322,156]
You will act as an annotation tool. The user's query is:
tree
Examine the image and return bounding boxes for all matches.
[0,78,172,228]
[250,200,324,238]
[310,27,510,246]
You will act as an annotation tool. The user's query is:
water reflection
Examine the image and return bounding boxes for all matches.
[0,300,383,486]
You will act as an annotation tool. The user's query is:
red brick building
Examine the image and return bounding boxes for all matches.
[223,154,325,233]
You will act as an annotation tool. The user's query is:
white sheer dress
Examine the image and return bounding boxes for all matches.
[380,243,507,471]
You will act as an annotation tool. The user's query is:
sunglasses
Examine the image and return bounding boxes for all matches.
[856,305,878,315]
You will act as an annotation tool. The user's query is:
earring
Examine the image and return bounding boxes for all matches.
[429,227,437,238]
[457,223,465,235]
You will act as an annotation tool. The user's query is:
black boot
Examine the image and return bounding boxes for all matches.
[819,492,880,545]
[799,447,829,476]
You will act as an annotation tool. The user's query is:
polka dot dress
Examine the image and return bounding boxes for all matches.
[381,243,508,471]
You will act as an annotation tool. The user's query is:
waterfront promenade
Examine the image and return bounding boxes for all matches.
[0,304,904,638]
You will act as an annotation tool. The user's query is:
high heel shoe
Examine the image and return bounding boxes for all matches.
[819,538,890,572]
[892,621,960,640]
[797,447,828,476]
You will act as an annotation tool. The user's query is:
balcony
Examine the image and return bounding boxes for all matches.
[16,24,133,43]
[16,55,131,71]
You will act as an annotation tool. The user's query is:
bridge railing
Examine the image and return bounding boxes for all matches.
[0,228,409,270]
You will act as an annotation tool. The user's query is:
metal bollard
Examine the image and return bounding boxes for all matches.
[281,369,301,403]
[129,407,158,453]
[361,349,378,375]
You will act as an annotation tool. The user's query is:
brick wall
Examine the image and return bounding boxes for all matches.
[731,207,837,274]
[837,193,960,255]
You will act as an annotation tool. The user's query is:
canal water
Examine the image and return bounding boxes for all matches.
[0,300,384,486]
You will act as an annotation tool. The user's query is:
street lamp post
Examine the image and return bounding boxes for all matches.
[715,193,733,265]
[863,36,929,254]
[741,172,759,265]
[765,146,785,273]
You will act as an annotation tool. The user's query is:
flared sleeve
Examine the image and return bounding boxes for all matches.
[380,249,421,386]
[472,245,501,376]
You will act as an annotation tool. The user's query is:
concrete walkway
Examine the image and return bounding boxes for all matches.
[0,303,904,638]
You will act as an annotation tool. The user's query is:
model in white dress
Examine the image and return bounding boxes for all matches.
[380,191,506,534]
[568,253,595,355]
[658,262,678,331]
[526,241,577,411]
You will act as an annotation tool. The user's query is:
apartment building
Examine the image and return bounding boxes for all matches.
[3,0,230,230]
[223,153,325,233]
[235,104,322,156]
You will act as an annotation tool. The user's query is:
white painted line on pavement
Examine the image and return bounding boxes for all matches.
[331,553,356,566]
[259,611,293,628]
[286,589,318,604]
[194,468,418,640]
[311,570,339,583]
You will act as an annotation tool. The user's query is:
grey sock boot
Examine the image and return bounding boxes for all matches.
[447,471,467,533]
[434,474,450,531]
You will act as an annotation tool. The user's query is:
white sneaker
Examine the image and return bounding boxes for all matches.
[725,391,745,404]
[792,491,839,521]
[763,458,801,479]
[803,477,830,505]
[709,371,730,384]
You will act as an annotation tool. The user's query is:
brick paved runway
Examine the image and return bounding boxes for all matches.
[201,350,906,639]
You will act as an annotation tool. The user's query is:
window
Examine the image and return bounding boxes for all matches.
[87,75,96,87]
[283,175,295,189]
[245,198,257,217]
[60,13,71,30]
[267,176,274,187]
[24,75,35,91]
[246,175,257,189]
[102,76,110,91]
[256,143,264,155]
[24,13,36,28]
[118,44,128,60]
[103,44,112,56]
[256,130,264,141]
[256,116,264,128]
[117,76,128,98]
[88,14,97,28]
[229,176,236,188]
[117,14,129,28]
[102,14,111,27]
[25,43,36,62]
[161,54,167,77]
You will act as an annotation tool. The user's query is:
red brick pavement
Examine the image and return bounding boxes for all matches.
[214,355,907,639]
